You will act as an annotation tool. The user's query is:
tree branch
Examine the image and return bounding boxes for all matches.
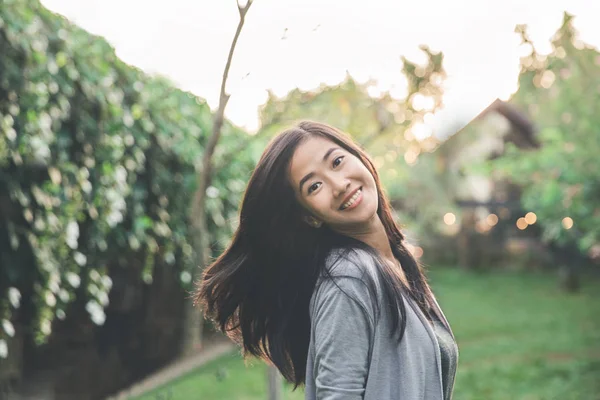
[238,0,253,17]
[184,0,254,356]
[197,0,254,194]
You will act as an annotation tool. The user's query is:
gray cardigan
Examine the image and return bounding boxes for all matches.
[304,249,457,400]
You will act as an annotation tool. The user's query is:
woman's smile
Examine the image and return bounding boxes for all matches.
[339,187,363,211]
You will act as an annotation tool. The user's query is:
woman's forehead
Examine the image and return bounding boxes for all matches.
[289,136,338,179]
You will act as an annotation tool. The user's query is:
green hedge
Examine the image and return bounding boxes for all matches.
[0,0,257,353]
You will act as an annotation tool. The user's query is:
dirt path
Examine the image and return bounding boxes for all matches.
[106,337,236,400]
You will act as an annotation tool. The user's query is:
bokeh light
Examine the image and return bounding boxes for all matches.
[414,246,424,258]
[562,217,574,229]
[444,212,456,225]
[524,212,537,225]
[476,220,491,234]
[404,147,419,165]
[540,70,556,89]
[486,213,499,226]
[405,243,424,259]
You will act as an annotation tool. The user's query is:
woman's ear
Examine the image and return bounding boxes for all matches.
[303,215,322,228]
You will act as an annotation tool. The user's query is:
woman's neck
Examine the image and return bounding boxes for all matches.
[333,215,410,287]
[334,214,395,261]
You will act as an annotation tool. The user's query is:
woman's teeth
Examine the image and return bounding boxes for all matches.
[341,189,361,210]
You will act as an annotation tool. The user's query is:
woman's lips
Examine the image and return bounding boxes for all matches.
[340,187,363,211]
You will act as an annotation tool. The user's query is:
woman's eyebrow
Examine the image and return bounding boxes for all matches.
[298,147,340,193]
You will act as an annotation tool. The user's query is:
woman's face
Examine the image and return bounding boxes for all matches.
[288,135,379,230]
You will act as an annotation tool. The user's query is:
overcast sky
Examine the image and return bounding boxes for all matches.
[41,0,600,136]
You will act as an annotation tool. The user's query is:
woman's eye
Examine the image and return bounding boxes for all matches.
[308,182,321,194]
[333,156,344,167]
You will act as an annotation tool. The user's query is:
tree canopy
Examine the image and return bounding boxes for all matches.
[487,13,600,257]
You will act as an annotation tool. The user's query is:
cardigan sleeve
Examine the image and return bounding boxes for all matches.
[311,276,375,400]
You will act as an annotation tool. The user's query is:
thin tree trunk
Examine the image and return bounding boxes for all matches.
[181,203,210,353]
[181,0,254,356]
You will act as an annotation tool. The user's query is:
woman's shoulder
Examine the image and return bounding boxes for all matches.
[323,247,379,280]
[310,247,381,323]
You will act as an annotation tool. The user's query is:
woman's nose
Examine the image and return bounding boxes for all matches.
[332,179,351,198]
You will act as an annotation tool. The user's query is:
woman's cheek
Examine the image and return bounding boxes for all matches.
[312,197,328,216]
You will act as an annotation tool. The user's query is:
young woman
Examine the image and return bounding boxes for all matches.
[195,121,458,399]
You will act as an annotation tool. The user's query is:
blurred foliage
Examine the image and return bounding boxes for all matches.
[485,13,600,256]
[257,46,450,236]
[0,0,257,353]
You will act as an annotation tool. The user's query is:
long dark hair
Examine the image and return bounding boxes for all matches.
[195,121,440,388]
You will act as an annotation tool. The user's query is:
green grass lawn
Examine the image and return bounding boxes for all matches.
[135,267,600,400]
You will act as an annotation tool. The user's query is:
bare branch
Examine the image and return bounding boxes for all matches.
[184,0,254,357]
[197,0,254,191]
[238,0,253,17]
